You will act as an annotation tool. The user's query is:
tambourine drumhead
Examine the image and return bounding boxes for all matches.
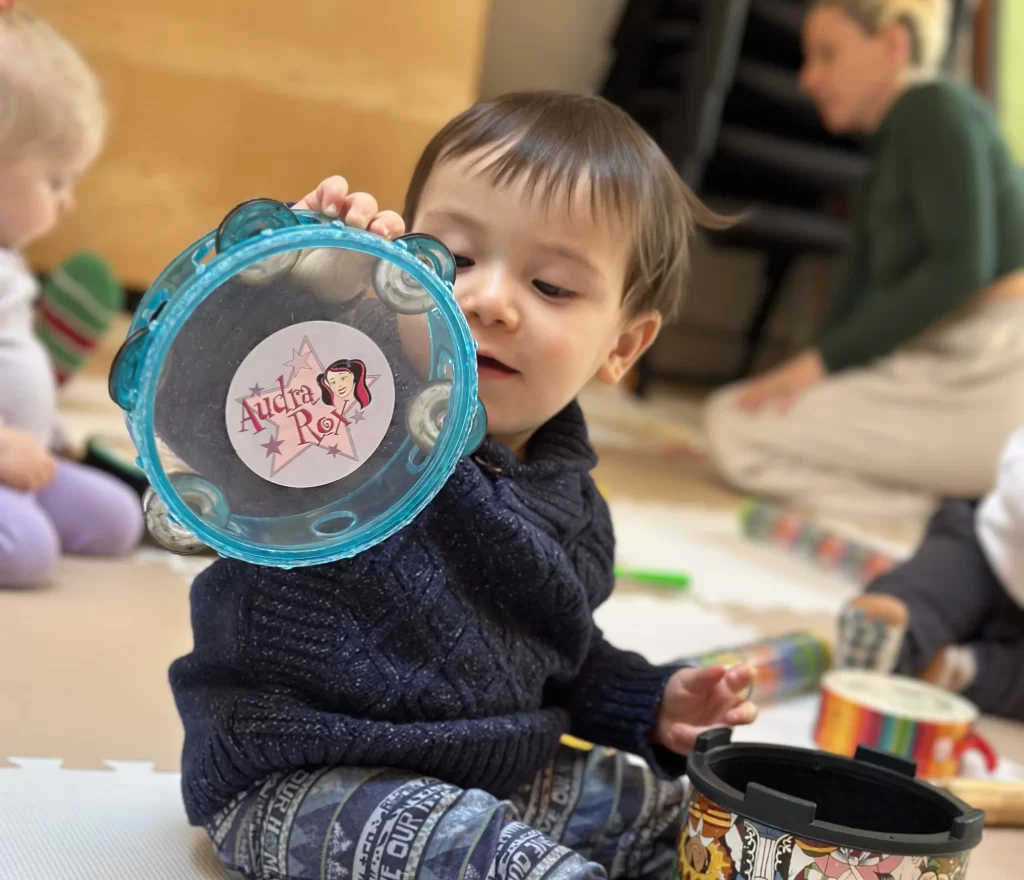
[113,201,484,567]
[822,670,978,725]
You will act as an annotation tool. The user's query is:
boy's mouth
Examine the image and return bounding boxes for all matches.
[477,354,518,378]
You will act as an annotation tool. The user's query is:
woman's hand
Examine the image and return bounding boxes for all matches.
[293,176,405,239]
[735,349,826,413]
[653,664,758,755]
[0,426,57,492]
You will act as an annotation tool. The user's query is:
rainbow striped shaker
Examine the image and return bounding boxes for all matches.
[739,500,895,586]
[684,631,832,704]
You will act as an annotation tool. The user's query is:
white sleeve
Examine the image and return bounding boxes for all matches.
[976,429,1024,608]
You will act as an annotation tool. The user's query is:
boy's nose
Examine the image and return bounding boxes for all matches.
[458,269,520,331]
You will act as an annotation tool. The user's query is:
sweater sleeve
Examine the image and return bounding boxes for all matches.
[547,628,688,779]
[815,93,997,372]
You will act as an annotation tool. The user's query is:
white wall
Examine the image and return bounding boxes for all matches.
[479,0,626,98]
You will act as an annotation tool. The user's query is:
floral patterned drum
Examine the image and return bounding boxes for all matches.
[679,728,983,880]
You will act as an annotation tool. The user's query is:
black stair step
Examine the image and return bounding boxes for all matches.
[664,0,704,16]
[749,0,805,37]
[652,19,697,44]
[733,60,814,115]
[717,125,869,188]
[705,197,850,252]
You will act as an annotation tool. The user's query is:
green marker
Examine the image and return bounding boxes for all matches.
[613,566,692,590]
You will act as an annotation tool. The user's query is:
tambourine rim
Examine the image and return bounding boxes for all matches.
[821,669,979,725]
[129,220,478,566]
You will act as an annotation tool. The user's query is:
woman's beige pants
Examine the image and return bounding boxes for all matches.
[704,301,1024,520]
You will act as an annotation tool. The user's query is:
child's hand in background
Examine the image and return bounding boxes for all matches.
[654,664,757,755]
[293,176,405,239]
[0,426,57,492]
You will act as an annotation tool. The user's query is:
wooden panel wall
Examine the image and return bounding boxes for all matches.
[23,0,491,288]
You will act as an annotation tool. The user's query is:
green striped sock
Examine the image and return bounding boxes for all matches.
[35,251,123,385]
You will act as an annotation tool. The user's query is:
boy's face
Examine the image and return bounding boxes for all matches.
[0,145,90,250]
[413,153,660,453]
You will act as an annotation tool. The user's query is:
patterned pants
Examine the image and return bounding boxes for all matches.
[206,744,686,880]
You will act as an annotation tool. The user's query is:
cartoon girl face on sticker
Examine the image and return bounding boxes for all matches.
[317,359,372,409]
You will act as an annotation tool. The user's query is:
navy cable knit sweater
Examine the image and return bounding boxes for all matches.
[169,402,686,826]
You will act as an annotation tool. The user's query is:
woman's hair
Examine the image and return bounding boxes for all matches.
[0,9,106,160]
[403,91,734,323]
[318,359,372,409]
[812,0,951,72]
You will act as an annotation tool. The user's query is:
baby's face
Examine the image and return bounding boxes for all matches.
[0,145,91,249]
[412,153,655,453]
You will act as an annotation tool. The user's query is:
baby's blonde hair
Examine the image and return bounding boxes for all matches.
[813,0,951,72]
[0,9,105,161]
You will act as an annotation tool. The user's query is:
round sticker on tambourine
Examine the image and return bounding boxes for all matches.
[226,322,396,489]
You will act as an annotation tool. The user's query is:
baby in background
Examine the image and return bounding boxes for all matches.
[171,92,756,880]
[838,428,1024,722]
[0,9,142,587]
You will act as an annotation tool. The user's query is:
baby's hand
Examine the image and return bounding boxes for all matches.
[653,665,758,755]
[0,426,57,492]
[293,176,405,239]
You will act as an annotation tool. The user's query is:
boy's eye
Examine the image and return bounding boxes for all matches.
[453,255,474,269]
[533,280,574,299]
[49,179,69,193]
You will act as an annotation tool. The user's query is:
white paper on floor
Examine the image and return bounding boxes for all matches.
[609,501,859,614]
[595,594,760,664]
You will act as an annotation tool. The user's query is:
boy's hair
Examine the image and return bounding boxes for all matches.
[403,91,730,322]
[812,0,951,71]
[0,9,106,160]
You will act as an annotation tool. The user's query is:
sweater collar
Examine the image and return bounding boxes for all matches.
[471,400,598,480]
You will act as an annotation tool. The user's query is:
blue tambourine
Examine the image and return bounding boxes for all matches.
[109,198,486,567]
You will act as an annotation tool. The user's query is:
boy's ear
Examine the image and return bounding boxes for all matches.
[596,309,662,385]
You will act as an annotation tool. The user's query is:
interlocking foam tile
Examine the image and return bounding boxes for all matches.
[0,759,227,879]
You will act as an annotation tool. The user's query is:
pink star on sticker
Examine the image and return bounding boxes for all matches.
[285,346,316,377]
[248,383,267,398]
[325,444,342,458]
[262,436,283,457]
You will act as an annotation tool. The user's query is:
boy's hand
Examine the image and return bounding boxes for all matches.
[653,665,757,755]
[0,426,57,492]
[293,176,405,239]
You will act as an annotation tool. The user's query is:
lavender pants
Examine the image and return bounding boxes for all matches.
[0,459,144,587]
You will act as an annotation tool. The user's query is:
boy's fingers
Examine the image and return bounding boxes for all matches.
[681,665,726,690]
[299,176,350,215]
[368,211,406,240]
[343,192,380,229]
[724,701,758,726]
[724,664,755,693]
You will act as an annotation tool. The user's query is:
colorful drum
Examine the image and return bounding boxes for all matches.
[688,632,831,704]
[109,198,486,567]
[814,670,997,780]
[679,728,983,880]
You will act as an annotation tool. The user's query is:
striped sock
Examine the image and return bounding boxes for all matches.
[34,252,123,385]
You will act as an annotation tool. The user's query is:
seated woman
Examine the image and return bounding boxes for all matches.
[705,0,1024,520]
